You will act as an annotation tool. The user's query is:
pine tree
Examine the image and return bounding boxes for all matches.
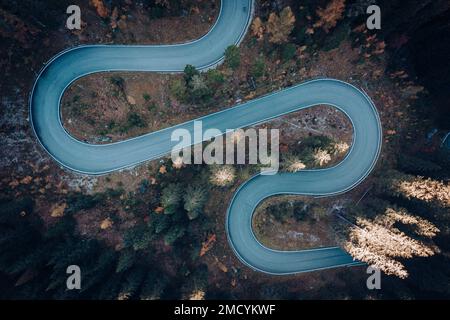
[116,249,136,273]
[181,264,209,299]
[344,207,439,279]
[183,64,199,83]
[123,224,155,251]
[209,165,236,187]
[148,213,170,235]
[376,169,450,208]
[161,183,182,215]
[224,45,241,70]
[398,154,442,174]
[164,225,186,246]
[183,185,208,220]
[0,198,42,276]
[281,43,296,62]
[117,266,146,300]
[251,57,266,78]
[96,272,124,300]
[170,78,187,101]
[46,239,101,291]
[0,197,33,224]
[206,69,225,88]
[80,250,117,294]
[140,272,168,300]
[189,75,211,101]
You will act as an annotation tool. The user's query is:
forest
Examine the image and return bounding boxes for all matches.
[0,0,449,299]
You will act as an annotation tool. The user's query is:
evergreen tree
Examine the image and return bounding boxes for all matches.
[375,169,449,208]
[281,43,296,62]
[164,225,186,246]
[148,213,170,235]
[46,239,101,291]
[189,75,211,102]
[140,272,168,300]
[116,249,136,273]
[117,266,146,300]
[251,57,266,78]
[161,183,182,215]
[183,185,208,220]
[80,250,117,294]
[0,198,42,276]
[183,64,199,84]
[181,264,209,299]
[224,45,241,70]
[170,78,187,101]
[0,197,33,224]
[206,69,225,88]
[96,272,124,300]
[123,224,154,251]
[398,154,442,174]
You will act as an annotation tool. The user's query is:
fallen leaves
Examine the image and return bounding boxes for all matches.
[100,217,113,230]
[215,258,228,273]
[0,9,40,47]
[199,234,216,257]
[90,0,109,19]
[126,95,136,105]
[50,203,67,218]
[154,206,164,214]
[20,176,32,185]
[110,7,119,30]
[159,165,167,174]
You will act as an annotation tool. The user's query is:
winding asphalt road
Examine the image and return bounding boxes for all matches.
[30,0,382,274]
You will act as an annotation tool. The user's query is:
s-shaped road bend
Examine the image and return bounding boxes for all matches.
[30,0,382,275]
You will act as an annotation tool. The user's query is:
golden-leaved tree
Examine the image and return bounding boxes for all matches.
[266,6,296,44]
[377,169,450,208]
[345,207,440,279]
[90,0,109,18]
[313,0,346,33]
[251,17,265,40]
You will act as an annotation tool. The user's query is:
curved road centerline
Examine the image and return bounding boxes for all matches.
[29,0,382,275]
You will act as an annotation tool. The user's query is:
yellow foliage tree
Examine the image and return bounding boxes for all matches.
[313,0,346,33]
[266,7,296,44]
[379,170,450,208]
[251,17,265,40]
[90,0,109,18]
[345,207,439,279]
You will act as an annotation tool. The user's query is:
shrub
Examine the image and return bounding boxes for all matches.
[281,43,296,62]
[224,45,241,70]
[251,57,266,78]
[126,112,146,129]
